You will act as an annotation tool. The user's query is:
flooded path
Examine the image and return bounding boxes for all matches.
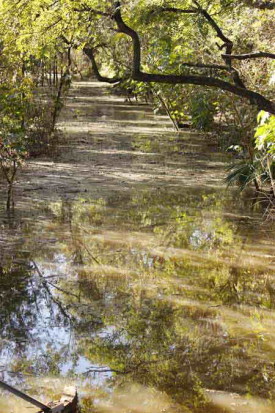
[1,81,275,413]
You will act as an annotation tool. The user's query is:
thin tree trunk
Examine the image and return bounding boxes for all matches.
[267,156,275,197]
[6,184,13,210]
[152,88,179,131]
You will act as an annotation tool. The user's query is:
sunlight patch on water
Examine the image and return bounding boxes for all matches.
[206,389,275,413]
[92,384,184,413]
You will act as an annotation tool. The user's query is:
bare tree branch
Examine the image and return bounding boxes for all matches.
[181,63,245,88]
[31,260,73,321]
[222,51,275,60]
[112,2,141,77]
[83,359,169,376]
[111,2,275,114]
[150,2,234,63]
[182,63,230,70]
[73,7,110,16]
[245,0,275,9]
[150,7,197,16]
[148,2,246,87]
[193,0,233,61]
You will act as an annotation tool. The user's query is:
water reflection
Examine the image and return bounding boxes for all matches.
[0,82,275,412]
[0,189,274,412]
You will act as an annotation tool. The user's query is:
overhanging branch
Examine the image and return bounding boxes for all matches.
[73,7,110,16]
[112,2,141,76]
[150,7,197,15]
[111,2,275,114]
[246,0,275,9]
[222,52,275,60]
[150,2,234,65]
[148,2,247,86]
[193,0,233,58]
[182,63,230,70]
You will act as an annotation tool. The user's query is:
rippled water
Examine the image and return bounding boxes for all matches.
[0,82,275,413]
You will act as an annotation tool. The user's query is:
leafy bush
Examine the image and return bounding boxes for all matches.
[189,92,216,130]
[25,97,57,156]
[225,111,275,203]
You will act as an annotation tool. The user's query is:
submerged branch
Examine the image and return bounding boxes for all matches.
[84,358,171,376]
[31,260,73,320]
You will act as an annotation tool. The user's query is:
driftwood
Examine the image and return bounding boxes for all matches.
[0,380,77,413]
[46,387,78,413]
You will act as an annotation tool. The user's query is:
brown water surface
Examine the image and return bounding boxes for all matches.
[0,82,275,413]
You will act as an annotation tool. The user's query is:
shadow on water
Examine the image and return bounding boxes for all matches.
[0,82,275,412]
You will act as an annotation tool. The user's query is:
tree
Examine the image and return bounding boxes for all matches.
[80,1,275,114]
[2,0,274,114]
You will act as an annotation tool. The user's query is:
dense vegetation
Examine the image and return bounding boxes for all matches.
[0,0,274,210]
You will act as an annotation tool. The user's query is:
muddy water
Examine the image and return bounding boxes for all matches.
[1,81,275,413]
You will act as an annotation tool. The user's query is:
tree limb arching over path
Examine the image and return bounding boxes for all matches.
[83,1,275,115]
